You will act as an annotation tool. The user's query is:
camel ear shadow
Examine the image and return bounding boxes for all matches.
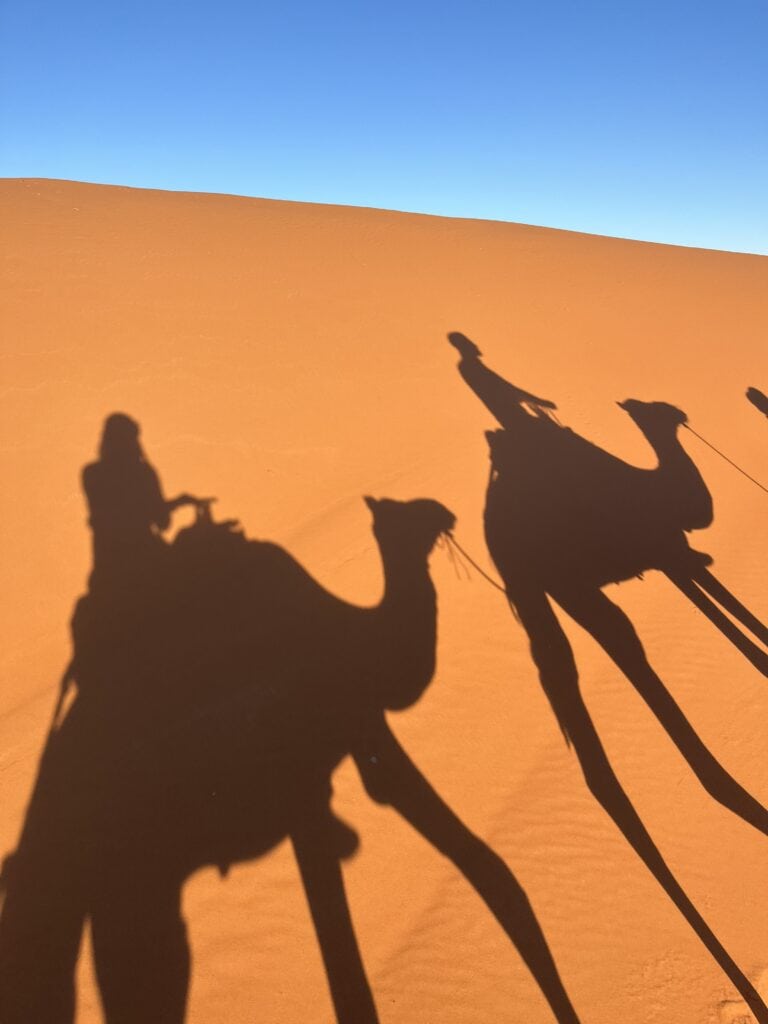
[363,496,378,511]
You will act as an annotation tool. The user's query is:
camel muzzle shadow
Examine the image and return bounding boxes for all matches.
[449,331,768,1024]
[0,475,582,1023]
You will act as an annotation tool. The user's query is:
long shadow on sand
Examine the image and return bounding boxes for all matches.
[449,332,768,1024]
[0,415,582,1024]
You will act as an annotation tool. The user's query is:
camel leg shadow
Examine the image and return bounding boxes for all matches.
[551,586,768,838]
[0,852,86,1024]
[291,814,380,1024]
[509,588,768,1024]
[89,865,190,1024]
[693,568,768,647]
[667,570,768,676]
[353,720,582,1024]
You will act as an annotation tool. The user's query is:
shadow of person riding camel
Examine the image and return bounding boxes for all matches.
[449,332,768,1024]
[0,414,583,1024]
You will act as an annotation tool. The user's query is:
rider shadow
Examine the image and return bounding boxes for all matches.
[0,416,583,1024]
[449,331,768,1023]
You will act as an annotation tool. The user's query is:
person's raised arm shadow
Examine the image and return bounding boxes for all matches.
[447,332,557,428]
[352,717,583,1024]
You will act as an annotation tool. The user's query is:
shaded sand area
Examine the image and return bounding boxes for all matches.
[1,178,767,1022]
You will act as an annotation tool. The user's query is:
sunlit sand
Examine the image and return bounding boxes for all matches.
[1,178,767,1023]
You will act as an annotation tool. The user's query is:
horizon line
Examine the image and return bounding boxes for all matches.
[3,175,766,259]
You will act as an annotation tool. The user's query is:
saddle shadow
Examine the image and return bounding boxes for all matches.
[0,414,582,1024]
[449,332,768,1023]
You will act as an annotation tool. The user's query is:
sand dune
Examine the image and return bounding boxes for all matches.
[1,178,767,1023]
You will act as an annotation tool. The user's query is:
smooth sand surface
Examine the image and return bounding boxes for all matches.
[1,178,767,1022]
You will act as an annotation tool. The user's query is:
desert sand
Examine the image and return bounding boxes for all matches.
[1,178,767,1023]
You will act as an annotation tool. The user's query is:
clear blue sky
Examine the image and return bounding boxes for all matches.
[2,0,766,253]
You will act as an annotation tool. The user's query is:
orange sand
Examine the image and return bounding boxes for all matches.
[1,178,767,1023]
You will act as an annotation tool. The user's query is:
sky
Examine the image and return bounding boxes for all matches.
[1,0,766,254]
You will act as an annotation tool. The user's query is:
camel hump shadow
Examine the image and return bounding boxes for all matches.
[51,495,460,872]
[483,396,714,594]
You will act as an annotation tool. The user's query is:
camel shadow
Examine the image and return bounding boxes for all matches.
[449,331,768,1024]
[0,428,582,1023]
